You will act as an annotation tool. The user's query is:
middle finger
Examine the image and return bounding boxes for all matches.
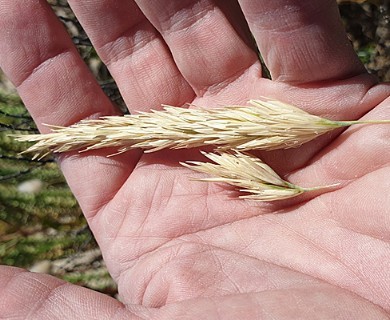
[135,0,260,97]
[67,0,194,111]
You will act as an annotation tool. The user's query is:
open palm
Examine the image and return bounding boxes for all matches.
[1,1,389,319]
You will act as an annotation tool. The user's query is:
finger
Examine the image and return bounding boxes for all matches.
[0,1,114,131]
[2,267,387,320]
[67,0,194,111]
[0,1,137,215]
[134,0,260,96]
[238,0,366,83]
[0,266,150,319]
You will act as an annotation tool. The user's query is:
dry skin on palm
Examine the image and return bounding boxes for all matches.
[14,99,387,159]
[181,151,336,201]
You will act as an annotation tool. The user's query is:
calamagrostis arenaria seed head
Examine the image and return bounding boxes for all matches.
[13,99,389,159]
[181,151,335,201]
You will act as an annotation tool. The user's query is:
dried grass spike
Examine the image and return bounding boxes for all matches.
[12,99,390,159]
[181,151,337,201]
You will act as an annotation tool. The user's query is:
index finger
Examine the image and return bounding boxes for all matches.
[0,1,138,215]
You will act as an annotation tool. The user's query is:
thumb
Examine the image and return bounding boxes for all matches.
[0,266,146,319]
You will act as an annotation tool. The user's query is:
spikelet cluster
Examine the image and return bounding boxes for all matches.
[182,151,312,201]
[15,99,347,159]
[13,99,389,201]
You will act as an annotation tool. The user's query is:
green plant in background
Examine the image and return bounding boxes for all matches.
[0,91,116,295]
[0,0,122,295]
[0,92,78,232]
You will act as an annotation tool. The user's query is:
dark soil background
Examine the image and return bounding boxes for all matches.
[338,0,390,81]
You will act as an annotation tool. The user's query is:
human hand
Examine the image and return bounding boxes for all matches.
[1,0,389,319]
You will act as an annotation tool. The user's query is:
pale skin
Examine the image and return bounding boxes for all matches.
[0,0,390,319]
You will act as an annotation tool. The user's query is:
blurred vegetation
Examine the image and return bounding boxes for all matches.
[339,0,390,80]
[0,0,119,296]
[0,0,389,297]
[0,92,118,294]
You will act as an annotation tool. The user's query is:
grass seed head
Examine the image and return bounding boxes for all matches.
[12,98,388,201]
[13,99,371,159]
[181,150,331,201]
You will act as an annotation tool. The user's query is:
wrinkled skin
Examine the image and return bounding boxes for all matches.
[0,1,390,319]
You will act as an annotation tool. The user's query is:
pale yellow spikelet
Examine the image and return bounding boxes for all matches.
[12,98,390,201]
[181,151,335,201]
[13,98,390,159]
